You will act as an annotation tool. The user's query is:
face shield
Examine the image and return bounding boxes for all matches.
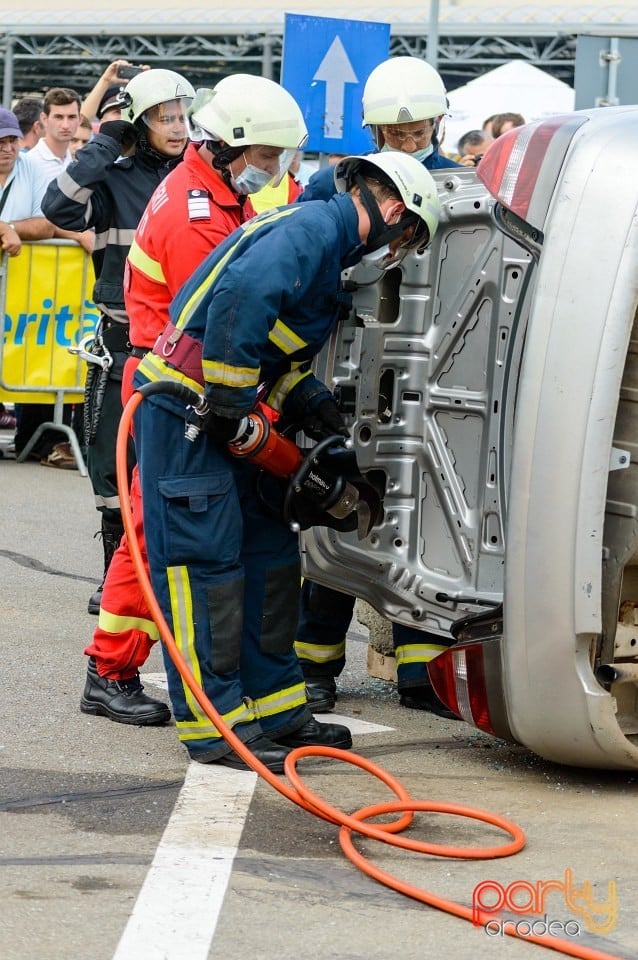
[229,146,297,195]
[244,145,299,186]
[141,99,192,138]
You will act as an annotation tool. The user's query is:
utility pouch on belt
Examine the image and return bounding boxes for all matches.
[152,323,204,387]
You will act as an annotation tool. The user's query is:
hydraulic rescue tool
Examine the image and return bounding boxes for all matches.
[187,395,382,540]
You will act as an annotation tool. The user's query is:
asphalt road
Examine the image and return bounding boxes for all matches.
[1,431,636,960]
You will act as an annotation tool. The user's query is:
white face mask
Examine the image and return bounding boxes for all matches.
[380,142,434,164]
[231,164,273,195]
[412,144,434,162]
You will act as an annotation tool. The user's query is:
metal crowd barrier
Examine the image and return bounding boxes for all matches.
[0,240,99,476]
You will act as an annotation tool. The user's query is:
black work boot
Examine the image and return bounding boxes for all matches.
[80,658,171,725]
[305,677,337,713]
[88,516,125,615]
[193,735,292,774]
[399,684,462,721]
[275,716,352,750]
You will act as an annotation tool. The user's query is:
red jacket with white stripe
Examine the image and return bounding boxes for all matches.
[124,142,254,348]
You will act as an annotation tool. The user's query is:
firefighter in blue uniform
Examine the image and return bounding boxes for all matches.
[133,151,441,771]
[295,57,462,718]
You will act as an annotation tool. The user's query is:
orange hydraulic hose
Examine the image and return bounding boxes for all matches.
[116,387,626,960]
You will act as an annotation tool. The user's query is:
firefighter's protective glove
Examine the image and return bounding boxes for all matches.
[99,120,139,152]
[198,410,242,442]
[301,398,349,442]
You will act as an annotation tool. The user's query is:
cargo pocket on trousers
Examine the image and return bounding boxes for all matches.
[158,471,241,567]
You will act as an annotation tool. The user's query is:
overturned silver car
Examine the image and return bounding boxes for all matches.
[303,106,638,770]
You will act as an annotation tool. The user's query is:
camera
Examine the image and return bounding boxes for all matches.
[116,65,143,81]
[472,155,484,166]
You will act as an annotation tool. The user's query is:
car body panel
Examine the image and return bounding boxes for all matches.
[502,108,638,767]
[302,106,638,769]
[305,169,533,633]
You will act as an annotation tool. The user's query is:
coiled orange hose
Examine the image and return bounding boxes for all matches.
[117,387,625,960]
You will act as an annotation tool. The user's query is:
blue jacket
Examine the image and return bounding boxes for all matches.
[135,192,363,419]
[299,150,460,203]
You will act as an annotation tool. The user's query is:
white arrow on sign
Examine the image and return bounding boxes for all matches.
[312,35,359,140]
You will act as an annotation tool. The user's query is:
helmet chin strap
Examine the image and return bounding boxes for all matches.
[205,140,249,207]
[205,140,248,193]
[354,173,413,253]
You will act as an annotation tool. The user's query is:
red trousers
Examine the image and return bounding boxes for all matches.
[84,466,159,679]
[84,356,157,680]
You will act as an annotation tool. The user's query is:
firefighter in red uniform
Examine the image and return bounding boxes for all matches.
[80,75,310,726]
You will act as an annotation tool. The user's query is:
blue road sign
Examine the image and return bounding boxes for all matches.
[281,13,390,155]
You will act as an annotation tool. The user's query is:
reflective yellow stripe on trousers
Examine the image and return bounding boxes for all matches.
[394,643,449,666]
[294,639,346,664]
[249,682,307,720]
[167,566,255,742]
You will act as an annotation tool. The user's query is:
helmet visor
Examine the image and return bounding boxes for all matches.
[396,214,431,250]
[142,98,192,137]
[250,145,297,187]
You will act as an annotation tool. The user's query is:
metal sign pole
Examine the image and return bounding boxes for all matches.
[427,0,440,69]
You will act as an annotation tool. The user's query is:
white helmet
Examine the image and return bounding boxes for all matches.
[335,152,441,249]
[118,68,195,125]
[362,57,448,129]
[188,75,308,151]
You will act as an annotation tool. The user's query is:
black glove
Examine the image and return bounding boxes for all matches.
[99,120,139,152]
[301,397,349,442]
[198,409,242,442]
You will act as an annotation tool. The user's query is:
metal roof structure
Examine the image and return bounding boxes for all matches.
[2,4,638,100]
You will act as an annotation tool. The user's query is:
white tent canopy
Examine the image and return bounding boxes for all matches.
[445,61,576,154]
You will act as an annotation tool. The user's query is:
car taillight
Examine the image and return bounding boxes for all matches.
[428,643,496,735]
[476,114,586,223]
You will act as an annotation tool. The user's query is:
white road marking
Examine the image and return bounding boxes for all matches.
[112,765,257,960]
[313,712,394,734]
[115,675,395,958]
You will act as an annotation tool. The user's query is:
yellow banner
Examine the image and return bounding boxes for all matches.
[0,242,99,403]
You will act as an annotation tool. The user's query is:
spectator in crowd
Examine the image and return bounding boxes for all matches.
[455,128,494,166]
[0,105,63,461]
[482,114,496,137]
[0,106,53,255]
[69,115,93,158]
[16,88,92,469]
[13,97,44,151]
[25,88,81,181]
[491,111,526,138]
[43,68,194,611]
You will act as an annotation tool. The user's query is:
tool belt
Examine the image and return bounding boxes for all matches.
[83,318,133,445]
[151,322,204,387]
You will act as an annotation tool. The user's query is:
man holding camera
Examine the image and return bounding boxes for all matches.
[80,60,147,129]
[455,129,494,167]
[43,67,195,616]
